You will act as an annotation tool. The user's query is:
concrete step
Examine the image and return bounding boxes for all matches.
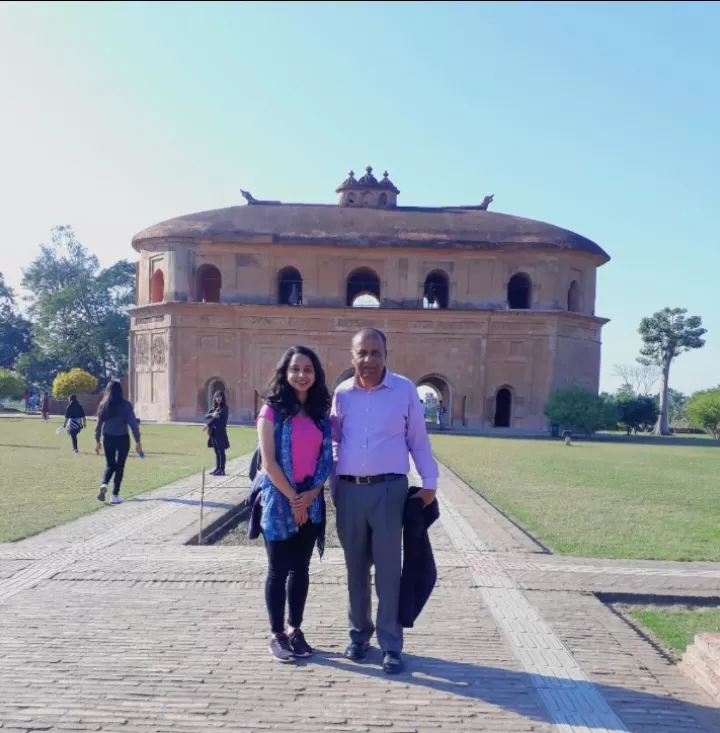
[681,634,720,702]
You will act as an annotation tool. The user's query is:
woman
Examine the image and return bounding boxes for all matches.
[205,391,230,476]
[62,394,86,453]
[257,346,333,664]
[94,380,142,505]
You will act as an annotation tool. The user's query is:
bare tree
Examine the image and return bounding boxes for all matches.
[612,362,661,396]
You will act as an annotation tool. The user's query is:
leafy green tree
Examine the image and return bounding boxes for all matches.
[638,308,706,436]
[687,389,720,439]
[52,368,98,399]
[0,369,24,400]
[0,272,32,369]
[14,349,63,393]
[21,226,135,382]
[544,385,617,436]
[615,393,659,434]
[654,388,688,426]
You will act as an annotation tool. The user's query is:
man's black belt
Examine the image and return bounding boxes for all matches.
[338,473,404,486]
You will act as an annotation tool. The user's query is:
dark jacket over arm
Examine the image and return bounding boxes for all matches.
[399,486,440,628]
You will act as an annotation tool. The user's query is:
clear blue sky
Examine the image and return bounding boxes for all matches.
[1,1,718,394]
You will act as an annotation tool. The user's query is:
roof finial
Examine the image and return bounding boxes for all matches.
[366,165,373,174]
[383,170,389,178]
[349,169,354,177]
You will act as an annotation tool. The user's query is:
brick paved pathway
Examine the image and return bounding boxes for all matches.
[1,459,720,732]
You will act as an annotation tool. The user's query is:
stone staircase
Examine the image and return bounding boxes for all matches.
[681,633,720,702]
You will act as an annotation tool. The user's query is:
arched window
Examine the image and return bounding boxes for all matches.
[507,273,531,310]
[277,267,303,306]
[197,265,222,303]
[379,192,388,206]
[423,270,450,309]
[567,280,580,312]
[494,388,512,428]
[346,268,381,307]
[150,270,164,304]
[347,193,356,205]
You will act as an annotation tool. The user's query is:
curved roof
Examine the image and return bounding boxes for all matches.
[132,202,609,261]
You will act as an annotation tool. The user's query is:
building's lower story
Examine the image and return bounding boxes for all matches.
[129,304,606,431]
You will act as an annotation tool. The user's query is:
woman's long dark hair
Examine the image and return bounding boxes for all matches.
[97,380,124,420]
[264,346,331,425]
[213,390,227,409]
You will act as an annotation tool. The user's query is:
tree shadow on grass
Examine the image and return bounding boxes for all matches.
[310,650,720,732]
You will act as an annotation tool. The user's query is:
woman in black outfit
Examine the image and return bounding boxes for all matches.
[206,390,230,476]
[62,394,86,453]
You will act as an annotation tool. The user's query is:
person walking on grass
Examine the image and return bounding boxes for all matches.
[331,328,439,675]
[257,346,333,663]
[95,380,142,505]
[62,394,86,453]
[205,390,230,476]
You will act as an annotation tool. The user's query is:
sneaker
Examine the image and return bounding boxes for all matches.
[97,485,107,502]
[111,495,124,505]
[269,633,296,663]
[288,628,313,658]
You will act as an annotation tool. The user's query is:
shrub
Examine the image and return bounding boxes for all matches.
[52,368,98,400]
[687,388,720,439]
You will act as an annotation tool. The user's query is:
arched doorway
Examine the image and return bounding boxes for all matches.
[494,387,512,428]
[567,280,580,312]
[197,265,222,303]
[346,268,381,307]
[333,368,355,391]
[507,273,531,309]
[150,270,164,304]
[277,267,303,305]
[207,378,226,411]
[423,270,450,309]
[416,374,452,429]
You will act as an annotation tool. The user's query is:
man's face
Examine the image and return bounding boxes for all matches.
[351,333,386,383]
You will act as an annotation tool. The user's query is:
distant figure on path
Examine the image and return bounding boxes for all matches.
[40,392,50,422]
[205,390,230,476]
[62,394,86,453]
[256,346,333,664]
[437,400,447,430]
[331,328,439,675]
[95,380,142,505]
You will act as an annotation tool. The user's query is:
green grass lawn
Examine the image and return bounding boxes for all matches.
[0,416,257,542]
[630,607,720,655]
[431,434,720,561]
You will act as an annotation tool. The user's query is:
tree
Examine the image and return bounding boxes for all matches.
[638,308,707,436]
[544,385,617,436]
[659,388,688,426]
[21,226,135,382]
[687,389,720,440]
[0,272,33,369]
[14,349,64,393]
[612,362,660,396]
[615,393,659,434]
[52,368,98,399]
[0,369,24,401]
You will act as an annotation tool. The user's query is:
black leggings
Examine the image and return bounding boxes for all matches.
[213,444,226,472]
[69,429,81,451]
[264,522,317,634]
[102,434,131,495]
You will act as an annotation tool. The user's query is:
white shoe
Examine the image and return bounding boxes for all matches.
[111,495,124,505]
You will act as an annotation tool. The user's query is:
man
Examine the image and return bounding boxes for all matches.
[437,399,447,431]
[331,328,439,675]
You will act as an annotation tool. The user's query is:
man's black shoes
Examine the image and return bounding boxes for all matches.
[382,651,404,675]
[344,641,370,662]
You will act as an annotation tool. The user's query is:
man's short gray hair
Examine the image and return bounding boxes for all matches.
[352,328,387,352]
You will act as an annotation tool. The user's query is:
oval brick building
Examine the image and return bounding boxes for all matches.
[129,167,610,430]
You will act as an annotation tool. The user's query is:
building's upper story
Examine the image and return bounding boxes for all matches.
[131,167,610,317]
